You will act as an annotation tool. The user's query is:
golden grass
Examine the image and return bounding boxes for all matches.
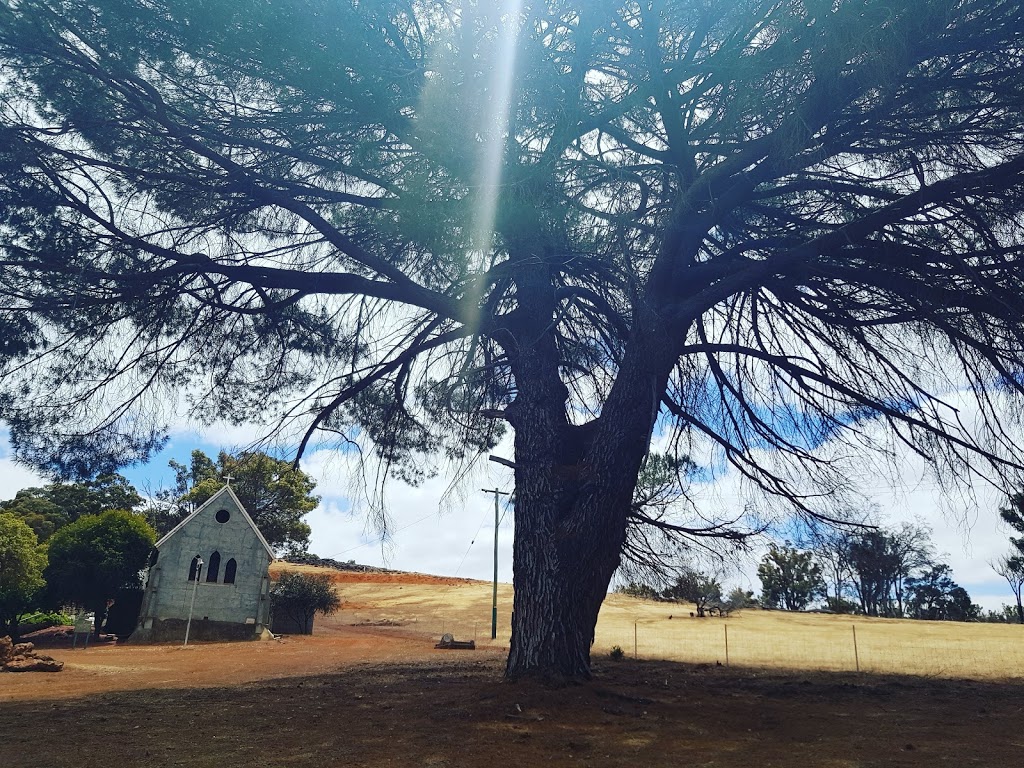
[596,594,1024,679]
[277,563,1024,680]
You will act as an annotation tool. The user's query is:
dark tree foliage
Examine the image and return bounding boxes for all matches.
[619,451,758,585]
[145,449,318,554]
[757,544,823,611]
[998,494,1024,564]
[995,493,1024,622]
[846,523,932,617]
[992,554,1024,624]
[661,566,722,617]
[0,512,46,640]
[43,510,156,638]
[723,587,757,613]
[806,525,857,613]
[905,563,977,621]
[0,474,144,541]
[269,572,341,635]
[3,0,1024,680]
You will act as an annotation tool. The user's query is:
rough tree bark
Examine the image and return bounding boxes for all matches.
[503,252,681,680]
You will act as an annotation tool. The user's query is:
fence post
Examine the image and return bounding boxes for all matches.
[634,621,638,659]
[724,624,730,667]
[852,623,860,673]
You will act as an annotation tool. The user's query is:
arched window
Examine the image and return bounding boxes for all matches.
[206,551,221,583]
[224,558,237,585]
[187,555,200,582]
[148,548,159,568]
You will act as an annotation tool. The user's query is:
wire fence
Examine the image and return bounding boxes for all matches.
[333,577,1024,681]
[592,616,1024,678]
[419,611,1024,680]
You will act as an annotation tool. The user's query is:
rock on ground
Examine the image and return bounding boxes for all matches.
[0,636,64,672]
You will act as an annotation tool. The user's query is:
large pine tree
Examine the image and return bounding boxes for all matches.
[3,0,1024,679]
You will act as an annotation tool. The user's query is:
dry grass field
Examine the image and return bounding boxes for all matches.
[283,563,1024,680]
[2,564,1023,768]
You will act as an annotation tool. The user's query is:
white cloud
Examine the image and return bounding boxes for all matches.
[0,431,46,498]
[0,458,46,500]
[303,443,517,583]
[2,386,1020,614]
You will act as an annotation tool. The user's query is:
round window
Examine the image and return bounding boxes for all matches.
[215,508,231,523]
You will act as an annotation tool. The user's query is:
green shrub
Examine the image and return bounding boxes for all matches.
[609,645,625,661]
[270,572,341,634]
[17,610,73,634]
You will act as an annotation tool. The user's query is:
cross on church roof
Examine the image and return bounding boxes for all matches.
[223,474,234,486]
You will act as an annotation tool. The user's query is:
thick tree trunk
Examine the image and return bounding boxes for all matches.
[498,230,686,681]
[502,316,676,680]
[502,352,670,681]
[504,473,629,682]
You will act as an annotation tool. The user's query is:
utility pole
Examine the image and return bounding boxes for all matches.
[184,556,203,646]
[482,488,508,640]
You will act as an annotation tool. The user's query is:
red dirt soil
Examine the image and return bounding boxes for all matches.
[269,563,480,586]
[2,570,1022,767]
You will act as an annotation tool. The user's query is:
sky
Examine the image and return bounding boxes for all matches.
[0,412,1018,614]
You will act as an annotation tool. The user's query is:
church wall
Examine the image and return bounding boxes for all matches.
[133,489,272,641]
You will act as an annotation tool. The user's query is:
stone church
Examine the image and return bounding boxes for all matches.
[131,484,274,642]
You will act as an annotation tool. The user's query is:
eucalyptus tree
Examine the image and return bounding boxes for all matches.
[0,474,143,541]
[847,523,933,617]
[994,493,1024,622]
[905,562,976,622]
[991,555,1024,623]
[3,0,1024,680]
[757,544,823,611]
[146,449,318,553]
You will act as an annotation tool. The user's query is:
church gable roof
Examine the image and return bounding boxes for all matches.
[155,484,275,558]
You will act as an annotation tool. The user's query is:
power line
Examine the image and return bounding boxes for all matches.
[321,510,438,559]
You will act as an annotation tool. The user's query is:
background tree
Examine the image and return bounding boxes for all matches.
[847,524,933,617]
[807,528,857,613]
[0,492,62,542]
[1,474,143,541]
[43,510,156,638]
[991,555,1024,624]
[269,572,341,635]
[979,604,1021,623]
[146,450,318,554]
[723,587,757,614]
[757,544,823,611]
[905,563,977,622]
[661,566,723,617]
[802,507,880,613]
[998,494,1024,557]
[618,452,757,587]
[846,532,890,617]
[0,512,46,640]
[4,0,1024,680]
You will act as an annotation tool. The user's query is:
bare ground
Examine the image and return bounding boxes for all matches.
[3,627,1023,766]
[2,569,1022,767]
